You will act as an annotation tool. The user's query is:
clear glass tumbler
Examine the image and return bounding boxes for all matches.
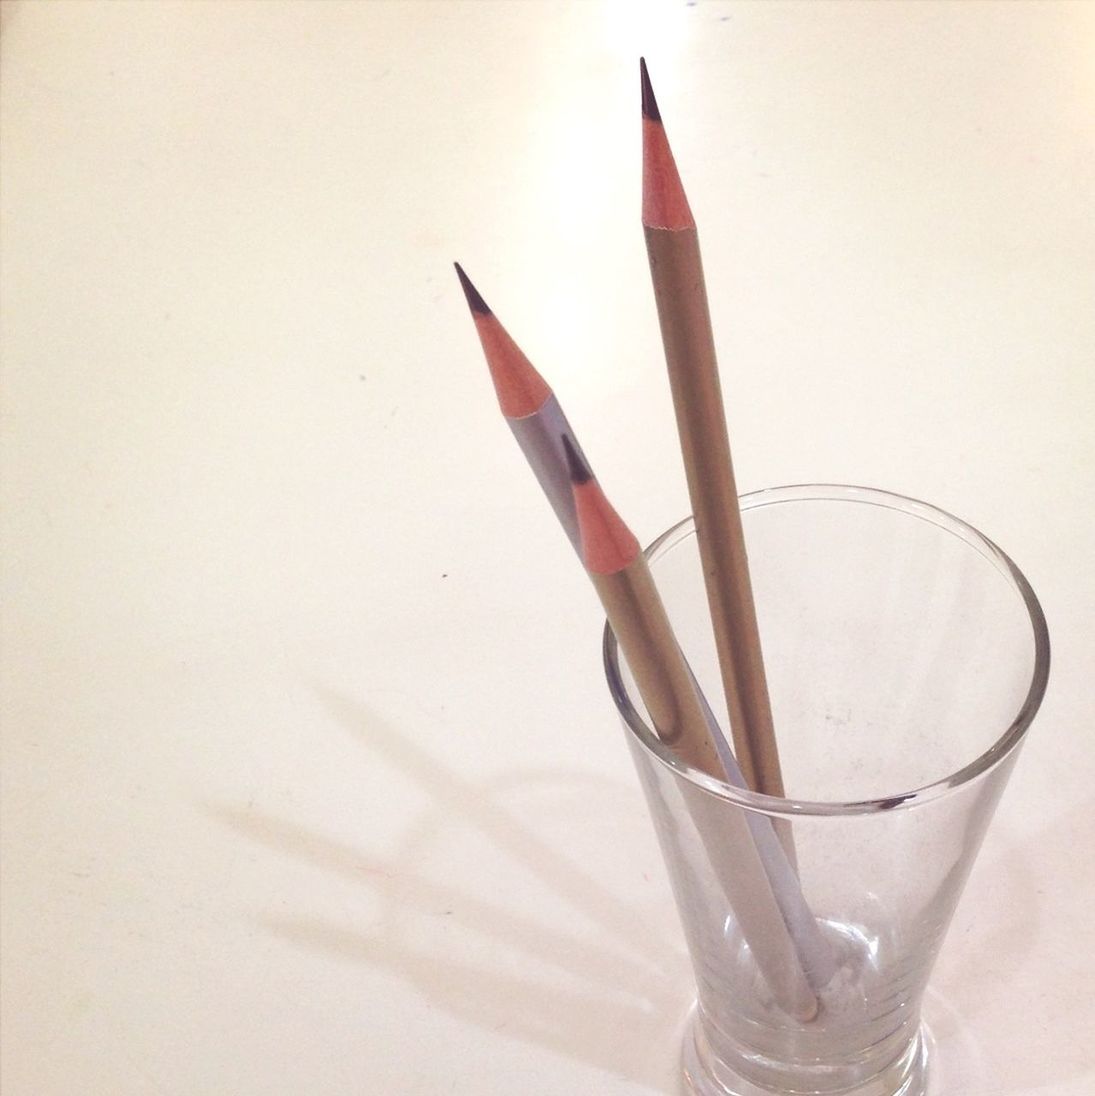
[603,485,1049,1096]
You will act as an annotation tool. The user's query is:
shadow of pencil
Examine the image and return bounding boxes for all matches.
[210,688,693,1090]
[259,914,684,1086]
[314,686,683,974]
[213,802,670,993]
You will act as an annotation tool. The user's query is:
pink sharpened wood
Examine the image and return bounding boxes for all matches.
[572,479,640,576]
[473,313,551,418]
[455,263,551,418]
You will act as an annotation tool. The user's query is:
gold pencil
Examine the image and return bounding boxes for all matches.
[640,59,785,802]
[564,436,819,1021]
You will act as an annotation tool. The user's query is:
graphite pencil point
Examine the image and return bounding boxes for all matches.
[561,435,592,485]
[454,262,491,315]
[639,58,661,123]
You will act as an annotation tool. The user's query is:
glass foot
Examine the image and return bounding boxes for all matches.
[680,1004,931,1096]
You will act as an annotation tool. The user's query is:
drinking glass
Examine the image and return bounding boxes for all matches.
[603,485,1049,1095]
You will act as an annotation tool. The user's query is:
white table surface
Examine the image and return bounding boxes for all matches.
[2,2,1093,1093]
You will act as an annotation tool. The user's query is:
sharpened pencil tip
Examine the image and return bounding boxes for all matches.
[639,58,661,123]
[562,435,592,485]
[454,262,491,315]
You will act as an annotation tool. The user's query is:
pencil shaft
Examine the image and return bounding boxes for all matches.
[644,225,784,799]
[692,666,836,989]
[592,555,818,1020]
[591,561,723,778]
[507,395,587,554]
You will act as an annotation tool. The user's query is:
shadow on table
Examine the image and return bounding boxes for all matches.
[214,688,1094,1094]
[211,687,691,1091]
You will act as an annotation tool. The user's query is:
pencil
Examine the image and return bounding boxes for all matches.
[564,436,820,1021]
[456,264,835,992]
[640,59,785,801]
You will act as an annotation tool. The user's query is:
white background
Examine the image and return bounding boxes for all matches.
[2,2,1093,1093]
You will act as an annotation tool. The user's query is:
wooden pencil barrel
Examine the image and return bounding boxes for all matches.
[644,226,784,800]
[592,555,818,1022]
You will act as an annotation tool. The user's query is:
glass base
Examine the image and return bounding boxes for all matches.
[680,1004,932,1096]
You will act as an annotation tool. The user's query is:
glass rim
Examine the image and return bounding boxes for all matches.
[602,483,1051,818]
